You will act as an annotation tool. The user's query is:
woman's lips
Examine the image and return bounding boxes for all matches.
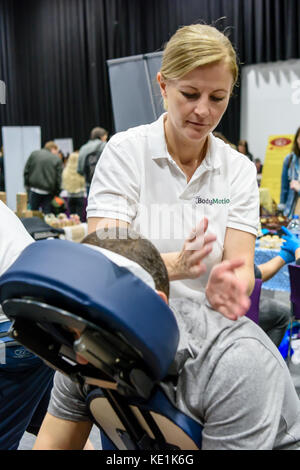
[187,121,209,127]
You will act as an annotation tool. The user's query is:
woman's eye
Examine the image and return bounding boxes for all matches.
[181,92,198,100]
[211,96,225,102]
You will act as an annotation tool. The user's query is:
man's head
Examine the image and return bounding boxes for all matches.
[44,141,59,155]
[90,127,108,142]
[81,227,170,302]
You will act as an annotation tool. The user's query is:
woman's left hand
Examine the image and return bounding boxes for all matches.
[205,259,250,320]
[290,180,300,192]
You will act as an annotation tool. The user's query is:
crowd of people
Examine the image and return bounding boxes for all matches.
[0,22,299,450]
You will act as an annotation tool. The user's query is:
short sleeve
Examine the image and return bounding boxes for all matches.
[227,161,259,236]
[48,372,90,422]
[87,139,141,223]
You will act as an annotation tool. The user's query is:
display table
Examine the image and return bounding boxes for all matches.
[255,247,290,292]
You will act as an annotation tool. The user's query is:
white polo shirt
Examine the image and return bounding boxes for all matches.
[0,201,34,323]
[87,114,259,301]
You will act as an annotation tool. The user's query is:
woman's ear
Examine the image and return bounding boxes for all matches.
[157,72,167,98]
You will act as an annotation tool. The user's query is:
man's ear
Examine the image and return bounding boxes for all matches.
[156,290,168,305]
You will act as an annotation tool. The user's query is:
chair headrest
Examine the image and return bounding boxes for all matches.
[0,239,179,390]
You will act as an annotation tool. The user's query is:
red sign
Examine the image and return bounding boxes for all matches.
[270,137,292,147]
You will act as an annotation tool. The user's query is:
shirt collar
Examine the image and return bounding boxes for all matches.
[149,113,222,170]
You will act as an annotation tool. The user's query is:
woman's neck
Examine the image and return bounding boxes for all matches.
[164,116,208,167]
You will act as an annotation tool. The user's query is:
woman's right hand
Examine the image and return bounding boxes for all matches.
[164,218,216,281]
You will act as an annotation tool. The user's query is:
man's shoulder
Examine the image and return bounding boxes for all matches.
[170,299,283,366]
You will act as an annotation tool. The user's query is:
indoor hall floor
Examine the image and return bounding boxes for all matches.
[18,287,300,450]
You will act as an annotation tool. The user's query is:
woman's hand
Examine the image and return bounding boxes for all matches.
[171,218,217,280]
[205,259,250,320]
[290,180,300,192]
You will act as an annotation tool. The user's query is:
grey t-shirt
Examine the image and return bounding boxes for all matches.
[48,299,300,450]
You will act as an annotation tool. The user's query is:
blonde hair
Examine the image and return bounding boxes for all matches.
[62,152,85,194]
[160,24,238,86]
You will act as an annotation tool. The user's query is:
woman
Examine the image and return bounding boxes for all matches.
[280,127,300,217]
[87,24,259,318]
[62,152,86,221]
[237,139,253,161]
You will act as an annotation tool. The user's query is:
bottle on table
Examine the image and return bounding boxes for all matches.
[287,215,300,238]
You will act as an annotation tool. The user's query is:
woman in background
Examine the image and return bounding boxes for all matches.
[280,127,300,217]
[62,152,86,222]
[237,139,253,161]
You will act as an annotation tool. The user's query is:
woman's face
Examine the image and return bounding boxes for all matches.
[158,61,233,144]
[238,143,246,154]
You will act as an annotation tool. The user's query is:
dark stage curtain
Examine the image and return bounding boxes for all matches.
[0,0,300,149]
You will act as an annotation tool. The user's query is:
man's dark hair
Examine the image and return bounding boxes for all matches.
[81,228,170,298]
[90,127,108,140]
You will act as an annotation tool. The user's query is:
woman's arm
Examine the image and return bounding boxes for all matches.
[222,227,256,295]
[280,156,290,205]
[88,217,129,235]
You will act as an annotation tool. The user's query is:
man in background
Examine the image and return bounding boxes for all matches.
[24,141,63,214]
[77,127,108,195]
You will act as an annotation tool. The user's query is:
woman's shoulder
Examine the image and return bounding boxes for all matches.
[109,121,156,147]
[211,134,255,169]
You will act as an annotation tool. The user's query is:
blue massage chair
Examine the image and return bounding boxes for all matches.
[0,239,203,450]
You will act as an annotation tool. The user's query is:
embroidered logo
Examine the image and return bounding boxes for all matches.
[195,197,230,205]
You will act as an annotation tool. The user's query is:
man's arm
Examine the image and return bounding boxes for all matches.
[222,227,256,295]
[33,412,92,450]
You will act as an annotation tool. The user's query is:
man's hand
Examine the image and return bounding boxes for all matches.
[205,259,250,321]
[174,218,217,280]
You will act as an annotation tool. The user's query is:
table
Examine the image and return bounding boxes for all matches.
[255,247,290,292]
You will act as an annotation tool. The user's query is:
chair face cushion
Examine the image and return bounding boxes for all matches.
[0,239,179,381]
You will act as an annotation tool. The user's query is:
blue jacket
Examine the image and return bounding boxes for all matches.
[280,153,300,217]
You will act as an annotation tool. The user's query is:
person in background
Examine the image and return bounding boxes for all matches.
[280,127,300,217]
[237,139,254,161]
[254,158,263,186]
[255,226,300,347]
[255,158,263,174]
[24,141,63,215]
[62,152,86,222]
[77,127,108,194]
[213,131,237,149]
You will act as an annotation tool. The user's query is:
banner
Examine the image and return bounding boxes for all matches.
[261,135,294,204]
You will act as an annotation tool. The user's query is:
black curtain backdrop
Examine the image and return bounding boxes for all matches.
[0,0,300,150]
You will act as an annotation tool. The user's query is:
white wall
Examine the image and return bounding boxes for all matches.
[2,126,41,211]
[240,59,300,162]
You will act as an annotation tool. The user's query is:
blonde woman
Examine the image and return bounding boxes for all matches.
[62,152,86,221]
[87,24,259,319]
